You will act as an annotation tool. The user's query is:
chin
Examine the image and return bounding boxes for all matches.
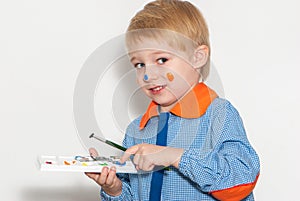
[155,98,177,108]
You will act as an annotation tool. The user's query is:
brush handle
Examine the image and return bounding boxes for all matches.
[105,140,127,152]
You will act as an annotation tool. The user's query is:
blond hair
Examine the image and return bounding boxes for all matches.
[126,0,210,80]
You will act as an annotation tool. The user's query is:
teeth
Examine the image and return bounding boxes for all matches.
[152,86,163,91]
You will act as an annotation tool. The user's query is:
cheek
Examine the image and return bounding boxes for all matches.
[166,72,174,82]
[136,70,144,83]
[166,71,192,98]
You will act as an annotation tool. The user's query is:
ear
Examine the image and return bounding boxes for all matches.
[192,45,209,69]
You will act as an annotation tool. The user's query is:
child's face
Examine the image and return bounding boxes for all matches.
[128,40,200,111]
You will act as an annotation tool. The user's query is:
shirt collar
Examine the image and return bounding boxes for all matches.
[139,82,218,129]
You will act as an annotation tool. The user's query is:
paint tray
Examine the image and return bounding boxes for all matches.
[37,155,138,174]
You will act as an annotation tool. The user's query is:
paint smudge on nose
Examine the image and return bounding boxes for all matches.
[166,72,174,81]
[144,74,149,81]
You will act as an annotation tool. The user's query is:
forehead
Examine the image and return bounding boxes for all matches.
[128,38,176,53]
[127,38,191,60]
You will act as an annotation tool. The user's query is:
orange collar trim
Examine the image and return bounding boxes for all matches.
[139,82,218,129]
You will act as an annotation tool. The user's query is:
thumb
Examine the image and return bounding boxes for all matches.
[88,147,99,157]
[119,145,139,163]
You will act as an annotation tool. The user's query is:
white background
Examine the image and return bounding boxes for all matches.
[1,0,299,200]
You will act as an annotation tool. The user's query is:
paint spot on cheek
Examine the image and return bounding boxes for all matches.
[166,72,174,81]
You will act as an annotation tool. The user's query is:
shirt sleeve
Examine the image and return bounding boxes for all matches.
[178,100,260,201]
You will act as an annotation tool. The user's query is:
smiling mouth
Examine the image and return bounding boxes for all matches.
[149,85,166,94]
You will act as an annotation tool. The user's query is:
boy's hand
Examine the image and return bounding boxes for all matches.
[85,148,122,197]
[120,144,184,171]
[85,167,122,196]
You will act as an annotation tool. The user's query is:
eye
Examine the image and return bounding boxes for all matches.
[134,63,145,69]
[157,58,168,65]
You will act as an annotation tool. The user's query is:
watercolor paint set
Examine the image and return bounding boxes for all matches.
[38,155,138,173]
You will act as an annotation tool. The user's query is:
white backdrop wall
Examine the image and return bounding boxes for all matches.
[0,0,299,200]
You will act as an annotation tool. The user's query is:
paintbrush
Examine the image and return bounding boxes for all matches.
[89,133,170,171]
[89,133,127,152]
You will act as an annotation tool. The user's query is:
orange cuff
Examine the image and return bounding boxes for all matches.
[210,174,259,201]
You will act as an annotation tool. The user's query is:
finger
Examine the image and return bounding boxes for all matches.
[138,154,155,171]
[120,145,139,163]
[89,147,99,157]
[98,167,109,185]
[142,164,155,172]
[136,153,143,169]
[105,166,117,186]
[140,158,154,171]
[85,172,100,181]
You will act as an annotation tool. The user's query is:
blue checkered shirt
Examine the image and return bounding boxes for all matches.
[101,98,260,200]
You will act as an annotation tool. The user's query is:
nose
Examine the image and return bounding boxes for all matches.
[143,64,158,82]
[143,74,149,81]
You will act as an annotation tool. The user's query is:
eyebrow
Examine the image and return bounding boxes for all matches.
[130,56,137,63]
[129,50,171,63]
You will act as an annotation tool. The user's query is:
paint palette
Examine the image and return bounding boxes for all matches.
[38,155,137,173]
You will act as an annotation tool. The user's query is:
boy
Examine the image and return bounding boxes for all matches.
[86,0,260,200]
